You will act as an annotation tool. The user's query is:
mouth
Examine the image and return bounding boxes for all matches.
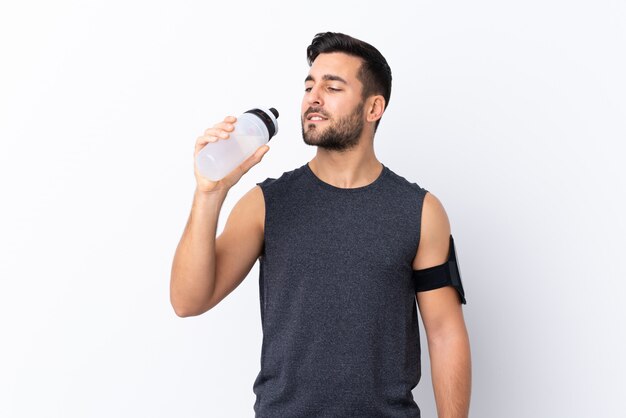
[306,113,329,123]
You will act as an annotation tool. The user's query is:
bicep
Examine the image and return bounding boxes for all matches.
[413,192,465,336]
[205,186,265,310]
[412,192,451,270]
[416,287,466,340]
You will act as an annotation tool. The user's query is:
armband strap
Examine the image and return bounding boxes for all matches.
[412,234,466,304]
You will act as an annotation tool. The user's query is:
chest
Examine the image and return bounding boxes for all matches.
[264,191,421,276]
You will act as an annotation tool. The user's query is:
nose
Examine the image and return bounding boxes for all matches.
[306,85,323,107]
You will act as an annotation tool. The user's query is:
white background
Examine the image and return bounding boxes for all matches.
[1,0,625,417]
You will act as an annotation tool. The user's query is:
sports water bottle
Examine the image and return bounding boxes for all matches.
[196,107,279,181]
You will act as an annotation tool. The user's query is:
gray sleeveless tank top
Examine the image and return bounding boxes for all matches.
[253,162,428,417]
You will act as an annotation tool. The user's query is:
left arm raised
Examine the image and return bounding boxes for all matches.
[413,192,471,418]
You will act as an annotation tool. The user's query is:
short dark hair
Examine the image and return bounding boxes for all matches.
[307,32,392,129]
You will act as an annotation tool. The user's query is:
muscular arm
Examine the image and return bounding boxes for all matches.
[170,185,265,317]
[413,192,471,418]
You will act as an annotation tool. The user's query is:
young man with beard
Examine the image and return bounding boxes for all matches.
[171,32,471,418]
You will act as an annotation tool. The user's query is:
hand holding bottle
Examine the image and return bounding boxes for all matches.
[194,115,270,194]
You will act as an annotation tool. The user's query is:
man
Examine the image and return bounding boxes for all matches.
[170,32,471,418]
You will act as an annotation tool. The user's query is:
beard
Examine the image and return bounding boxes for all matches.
[301,101,365,152]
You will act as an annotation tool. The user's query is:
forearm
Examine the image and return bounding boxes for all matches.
[170,187,228,317]
[428,328,472,418]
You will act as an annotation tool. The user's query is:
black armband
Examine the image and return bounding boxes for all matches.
[413,235,466,304]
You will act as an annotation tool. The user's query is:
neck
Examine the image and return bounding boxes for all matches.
[309,140,382,189]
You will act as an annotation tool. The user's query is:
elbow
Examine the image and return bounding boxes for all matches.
[170,290,199,318]
[170,273,214,317]
[171,298,206,318]
[170,284,193,317]
[426,318,470,347]
[172,304,208,318]
[170,296,213,318]
[171,298,192,317]
[172,305,194,318]
[427,325,470,353]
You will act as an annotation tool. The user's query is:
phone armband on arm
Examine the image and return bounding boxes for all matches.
[412,234,466,304]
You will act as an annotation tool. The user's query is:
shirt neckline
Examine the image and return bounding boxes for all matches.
[303,162,388,192]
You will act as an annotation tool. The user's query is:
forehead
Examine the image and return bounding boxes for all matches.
[307,52,363,81]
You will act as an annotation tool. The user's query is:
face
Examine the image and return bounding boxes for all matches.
[301,52,367,151]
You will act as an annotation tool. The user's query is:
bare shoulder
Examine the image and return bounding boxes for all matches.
[223,185,265,234]
[238,184,265,206]
[412,191,451,270]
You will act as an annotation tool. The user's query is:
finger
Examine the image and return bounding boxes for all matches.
[239,145,270,173]
[254,144,270,159]
[224,115,237,123]
[194,136,221,157]
[204,125,235,138]
[195,135,220,147]
[202,128,231,141]
[214,121,236,132]
[221,145,270,187]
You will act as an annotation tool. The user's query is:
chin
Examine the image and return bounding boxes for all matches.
[302,126,321,141]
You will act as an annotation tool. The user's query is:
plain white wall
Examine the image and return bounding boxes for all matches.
[1,0,624,417]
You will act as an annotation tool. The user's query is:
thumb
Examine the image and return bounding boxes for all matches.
[244,144,270,169]
[221,145,270,188]
[256,145,270,158]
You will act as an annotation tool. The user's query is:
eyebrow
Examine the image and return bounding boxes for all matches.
[305,74,348,84]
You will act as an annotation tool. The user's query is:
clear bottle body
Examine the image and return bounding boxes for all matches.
[196,113,271,181]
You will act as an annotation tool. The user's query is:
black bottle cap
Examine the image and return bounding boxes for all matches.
[245,108,279,140]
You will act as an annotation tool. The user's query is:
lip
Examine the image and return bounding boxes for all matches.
[306,113,329,122]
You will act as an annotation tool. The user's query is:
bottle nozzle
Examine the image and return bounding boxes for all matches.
[270,108,279,118]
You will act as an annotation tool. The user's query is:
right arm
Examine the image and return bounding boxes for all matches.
[170,116,269,317]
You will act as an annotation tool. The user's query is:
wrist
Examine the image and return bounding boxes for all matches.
[194,186,228,203]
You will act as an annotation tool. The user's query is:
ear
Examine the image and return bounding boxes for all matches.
[366,95,385,123]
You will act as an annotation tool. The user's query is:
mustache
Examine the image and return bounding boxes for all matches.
[303,107,330,119]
